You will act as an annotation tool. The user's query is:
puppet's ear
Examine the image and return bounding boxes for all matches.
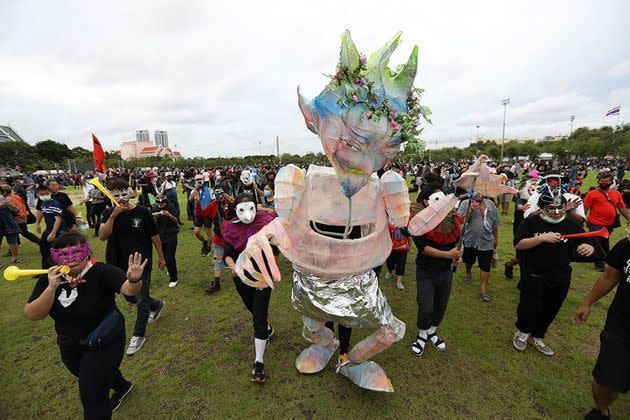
[297,86,319,135]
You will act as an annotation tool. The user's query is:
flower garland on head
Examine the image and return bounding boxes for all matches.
[327,48,432,144]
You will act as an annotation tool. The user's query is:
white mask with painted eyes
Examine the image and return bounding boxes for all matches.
[240,170,253,186]
[236,201,256,224]
[428,191,445,205]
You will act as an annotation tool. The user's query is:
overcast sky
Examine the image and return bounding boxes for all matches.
[1,0,629,157]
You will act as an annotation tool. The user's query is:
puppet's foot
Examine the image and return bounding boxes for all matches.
[295,339,339,374]
[336,360,394,393]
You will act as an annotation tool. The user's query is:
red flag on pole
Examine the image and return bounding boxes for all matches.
[92,134,107,172]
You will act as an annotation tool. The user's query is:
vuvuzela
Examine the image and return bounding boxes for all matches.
[4,265,70,281]
[89,178,120,206]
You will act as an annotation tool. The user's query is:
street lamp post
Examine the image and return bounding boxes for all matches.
[500,98,510,162]
[259,141,262,155]
[476,125,480,140]
[569,115,575,136]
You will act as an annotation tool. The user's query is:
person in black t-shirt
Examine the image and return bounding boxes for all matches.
[576,232,630,419]
[154,195,180,288]
[512,192,594,357]
[35,179,76,230]
[25,232,147,419]
[99,178,166,356]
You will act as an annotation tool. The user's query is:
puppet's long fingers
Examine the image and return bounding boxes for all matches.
[258,237,282,283]
[249,243,274,289]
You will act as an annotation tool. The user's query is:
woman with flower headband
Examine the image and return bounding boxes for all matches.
[25,231,147,418]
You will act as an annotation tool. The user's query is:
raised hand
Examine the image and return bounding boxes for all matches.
[126,252,148,283]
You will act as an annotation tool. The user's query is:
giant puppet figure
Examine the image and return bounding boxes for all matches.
[234,31,452,392]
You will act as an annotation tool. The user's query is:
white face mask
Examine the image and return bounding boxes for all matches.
[240,170,253,186]
[541,214,565,224]
[236,201,256,224]
[39,195,52,202]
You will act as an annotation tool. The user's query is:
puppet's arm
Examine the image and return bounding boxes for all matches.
[274,164,306,221]
[380,170,410,227]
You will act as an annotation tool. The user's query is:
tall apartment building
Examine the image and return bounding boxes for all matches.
[135,130,150,142]
[154,130,169,148]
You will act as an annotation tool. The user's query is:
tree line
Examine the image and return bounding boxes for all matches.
[0,124,627,172]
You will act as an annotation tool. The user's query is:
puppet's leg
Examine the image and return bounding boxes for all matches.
[295,316,339,374]
[337,317,405,393]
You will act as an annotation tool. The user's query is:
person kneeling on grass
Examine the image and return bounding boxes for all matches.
[512,191,594,356]
[221,193,276,382]
[25,232,147,419]
[576,230,630,420]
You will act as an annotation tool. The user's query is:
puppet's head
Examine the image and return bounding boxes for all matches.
[298,30,429,197]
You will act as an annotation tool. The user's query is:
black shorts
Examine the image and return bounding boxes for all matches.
[462,247,493,272]
[193,215,212,229]
[593,329,630,394]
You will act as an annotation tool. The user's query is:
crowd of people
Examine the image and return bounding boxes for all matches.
[2,157,628,419]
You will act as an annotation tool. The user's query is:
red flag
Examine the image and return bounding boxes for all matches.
[92,134,107,172]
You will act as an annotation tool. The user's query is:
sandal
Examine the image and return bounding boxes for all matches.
[410,335,427,356]
[428,332,446,352]
[11,259,24,264]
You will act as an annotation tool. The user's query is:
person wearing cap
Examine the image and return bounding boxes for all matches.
[189,175,217,256]
[159,172,180,223]
[523,171,585,224]
[138,171,158,209]
[583,171,630,272]
[512,191,594,356]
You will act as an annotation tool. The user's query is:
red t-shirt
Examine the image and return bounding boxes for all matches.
[584,189,625,226]
[388,223,410,252]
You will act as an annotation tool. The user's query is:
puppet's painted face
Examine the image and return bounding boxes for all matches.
[298,30,424,198]
[240,170,253,186]
[236,201,256,224]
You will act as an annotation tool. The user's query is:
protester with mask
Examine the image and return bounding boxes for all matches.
[98,178,166,356]
[25,232,146,418]
[576,229,630,420]
[583,172,630,272]
[457,193,499,302]
[189,174,217,256]
[222,193,275,382]
[36,179,77,231]
[512,191,594,356]
[257,182,275,213]
[505,176,539,279]
[155,195,180,288]
[35,184,67,267]
[524,171,585,224]
[204,187,235,294]
[159,172,181,222]
[236,170,259,204]
[0,184,26,264]
[411,183,462,356]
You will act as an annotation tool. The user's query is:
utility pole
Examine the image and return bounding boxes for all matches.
[476,125,480,140]
[569,115,575,136]
[259,141,262,155]
[276,136,280,162]
[500,98,510,162]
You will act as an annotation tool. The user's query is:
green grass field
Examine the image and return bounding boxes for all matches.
[1,172,628,419]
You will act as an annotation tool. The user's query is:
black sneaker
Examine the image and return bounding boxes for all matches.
[504,262,513,279]
[584,407,610,419]
[111,381,133,412]
[148,301,165,324]
[200,242,208,255]
[251,361,265,383]
[204,281,221,294]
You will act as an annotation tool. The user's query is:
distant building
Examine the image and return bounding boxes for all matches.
[0,124,26,142]
[136,130,150,142]
[154,130,169,148]
[119,140,181,160]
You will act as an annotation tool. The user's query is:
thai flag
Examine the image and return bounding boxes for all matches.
[605,105,620,116]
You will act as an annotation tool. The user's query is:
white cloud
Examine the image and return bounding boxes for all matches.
[608,59,630,78]
[1,0,629,157]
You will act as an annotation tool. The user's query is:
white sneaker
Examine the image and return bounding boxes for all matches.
[384,271,392,280]
[512,331,529,351]
[126,336,146,355]
[529,337,554,356]
[168,281,178,288]
[396,282,405,290]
